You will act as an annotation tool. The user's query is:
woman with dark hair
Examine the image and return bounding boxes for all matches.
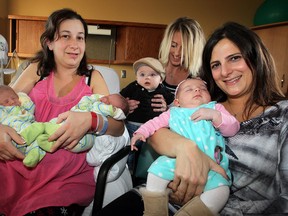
[97,22,288,215]
[32,8,90,79]
[0,8,125,215]
[199,21,287,215]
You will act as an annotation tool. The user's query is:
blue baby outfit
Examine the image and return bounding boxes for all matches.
[148,101,232,191]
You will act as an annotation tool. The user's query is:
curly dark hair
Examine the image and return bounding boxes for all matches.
[200,22,285,119]
[30,8,91,78]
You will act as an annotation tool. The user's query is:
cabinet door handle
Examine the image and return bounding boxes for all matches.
[281,74,285,88]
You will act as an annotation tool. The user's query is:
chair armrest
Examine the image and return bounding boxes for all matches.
[92,145,131,215]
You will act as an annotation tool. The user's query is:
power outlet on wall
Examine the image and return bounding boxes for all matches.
[121,70,126,78]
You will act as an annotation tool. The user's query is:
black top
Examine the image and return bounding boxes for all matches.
[120,81,174,123]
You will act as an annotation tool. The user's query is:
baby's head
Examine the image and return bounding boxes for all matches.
[100,94,129,116]
[0,85,21,106]
[133,57,165,91]
[174,78,211,108]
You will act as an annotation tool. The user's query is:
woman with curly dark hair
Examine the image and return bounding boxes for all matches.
[0,8,125,215]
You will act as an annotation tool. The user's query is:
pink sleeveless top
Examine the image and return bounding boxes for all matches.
[0,73,95,216]
[29,72,92,122]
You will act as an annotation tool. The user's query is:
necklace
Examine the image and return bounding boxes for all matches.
[227,101,241,118]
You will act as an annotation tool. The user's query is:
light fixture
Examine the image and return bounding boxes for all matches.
[87,25,112,36]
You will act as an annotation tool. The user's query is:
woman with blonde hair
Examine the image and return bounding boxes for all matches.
[127,17,206,112]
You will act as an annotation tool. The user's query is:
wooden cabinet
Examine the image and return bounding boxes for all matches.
[8,15,166,65]
[9,16,46,58]
[252,22,288,95]
[116,26,164,63]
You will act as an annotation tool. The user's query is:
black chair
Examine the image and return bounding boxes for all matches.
[91,142,160,215]
[92,145,131,215]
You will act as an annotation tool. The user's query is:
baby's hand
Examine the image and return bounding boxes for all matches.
[130,133,146,151]
[191,108,221,124]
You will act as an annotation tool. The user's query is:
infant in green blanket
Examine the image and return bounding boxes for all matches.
[0,85,128,167]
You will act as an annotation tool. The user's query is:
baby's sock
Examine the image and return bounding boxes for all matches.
[37,134,54,152]
[23,141,46,168]
[20,122,45,145]
[37,122,61,152]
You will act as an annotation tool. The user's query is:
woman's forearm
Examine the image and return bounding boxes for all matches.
[148,127,228,205]
[105,117,124,137]
[148,127,197,157]
[148,127,217,204]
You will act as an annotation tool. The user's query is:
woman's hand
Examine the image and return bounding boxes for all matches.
[168,144,228,205]
[151,94,167,112]
[0,124,25,161]
[49,111,91,152]
[126,98,140,114]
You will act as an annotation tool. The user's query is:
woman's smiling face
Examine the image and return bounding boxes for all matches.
[47,19,85,69]
[169,31,183,67]
[210,38,253,99]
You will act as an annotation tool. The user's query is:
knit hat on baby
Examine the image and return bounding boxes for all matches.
[133,57,165,80]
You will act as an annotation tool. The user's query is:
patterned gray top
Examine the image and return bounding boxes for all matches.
[221,100,288,215]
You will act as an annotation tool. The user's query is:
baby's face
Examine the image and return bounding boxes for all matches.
[136,65,162,91]
[174,79,211,108]
[0,90,21,106]
[100,94,114,105]
[100,94,128,115]
[100,94,121,107]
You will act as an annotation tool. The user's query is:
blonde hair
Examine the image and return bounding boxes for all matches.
[159,17,206,76]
